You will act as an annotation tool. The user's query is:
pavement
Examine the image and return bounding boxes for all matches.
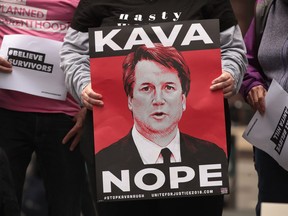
[222,126,258,216]
[223,209,255,216]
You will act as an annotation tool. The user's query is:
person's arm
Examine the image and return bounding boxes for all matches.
[62,107,87,151]
[60,27,103,110]
[60,28,90,104]
[239,18,267,114]
[210,25,248,98]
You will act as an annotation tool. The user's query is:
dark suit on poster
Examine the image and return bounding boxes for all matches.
[96,130,227,167]
[95,132,228,216]
[95,130,228,197]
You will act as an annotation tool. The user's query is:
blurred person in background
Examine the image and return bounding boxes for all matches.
[0,0,94,215]
[240,0,288,216]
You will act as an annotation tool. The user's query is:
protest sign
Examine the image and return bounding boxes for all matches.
[89,19,229,202]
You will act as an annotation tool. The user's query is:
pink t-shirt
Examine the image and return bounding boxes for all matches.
[0,0,80,116]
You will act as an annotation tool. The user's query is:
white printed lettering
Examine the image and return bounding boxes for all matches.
[199,164,223,187]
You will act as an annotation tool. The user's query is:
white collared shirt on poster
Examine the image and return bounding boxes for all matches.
[132,125,181,165]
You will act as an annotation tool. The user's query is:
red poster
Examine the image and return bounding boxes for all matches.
[89,19,229,202]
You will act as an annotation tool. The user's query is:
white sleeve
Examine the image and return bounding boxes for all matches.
[60,27,90,104]
[220,25,247,94]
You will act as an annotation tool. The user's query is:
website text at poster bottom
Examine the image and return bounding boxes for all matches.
[103,189,214,201]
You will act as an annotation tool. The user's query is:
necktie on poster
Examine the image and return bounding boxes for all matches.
[161,148,172,164]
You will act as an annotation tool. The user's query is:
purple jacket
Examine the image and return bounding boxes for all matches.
[239,0,269,99]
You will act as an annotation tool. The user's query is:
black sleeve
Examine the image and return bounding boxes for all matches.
[71,0,106,32]
[71,0,238,32]
[204,0,238,31]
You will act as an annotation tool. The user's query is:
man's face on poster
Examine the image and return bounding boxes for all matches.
[128,59,186,136]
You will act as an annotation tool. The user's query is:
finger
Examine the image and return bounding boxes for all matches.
[211,74,229,85]
[81,91,104,108]
[69,134,81,151]
[82,84,103,100]
[211,76,233,91]
[62,127,77,144]
[224,92,233,98]
[210,80,232,91]
[246,94,253,107]
[0,58,12,73]
[249,90,258,110]
[223,86,234,98]
[223,82,234,92]
[87,90,103,99]
[86,97,104,106]
[247,87,266,114]
[255,89,266,114]
[0,66,12,73]
[258,96,265,115]
[82,99,104,109]
[210,82,224,91]
[0,57,11,66]
[83,102,93,110]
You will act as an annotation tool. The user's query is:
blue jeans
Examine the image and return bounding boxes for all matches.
[254,147,288,216]
[0,108,85,216]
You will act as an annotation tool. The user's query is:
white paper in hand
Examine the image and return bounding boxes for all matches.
[243,79,288,171]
